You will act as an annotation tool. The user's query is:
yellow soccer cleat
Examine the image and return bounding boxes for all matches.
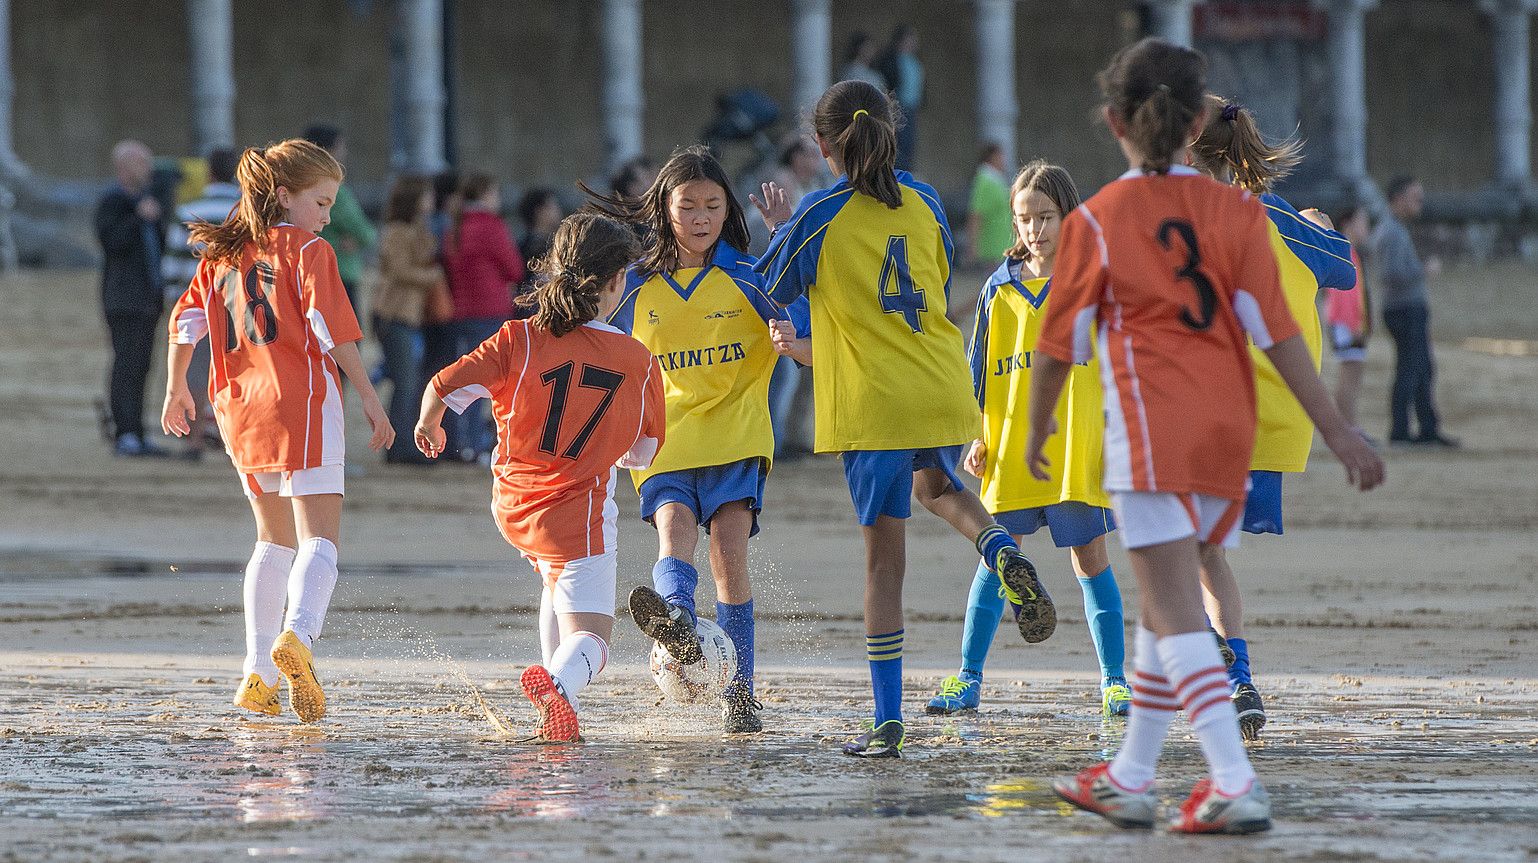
[233,672,282,717]
[270,630,327,723]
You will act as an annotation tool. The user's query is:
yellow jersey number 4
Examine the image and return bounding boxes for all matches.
[879,235,927,334]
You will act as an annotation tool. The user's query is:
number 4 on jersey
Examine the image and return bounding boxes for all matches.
[878,235,927,334]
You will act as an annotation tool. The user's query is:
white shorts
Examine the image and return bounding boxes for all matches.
[529,549,617,616]
[1330,323,1367,363]
[241,464,346,500]
[1111,491,1244,550]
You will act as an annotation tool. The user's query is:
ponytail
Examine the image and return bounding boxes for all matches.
[1190,94,1303,194]
[522,212,639,337]
[188,139,342,264]
[813,80,903,208]
[1097,38,1207,176]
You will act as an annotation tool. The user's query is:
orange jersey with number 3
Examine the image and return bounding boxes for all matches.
[169,226,363,473]
[432,319,666,563]
[1036,168,1300,502]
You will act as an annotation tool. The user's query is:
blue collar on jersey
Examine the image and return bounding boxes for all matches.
[990,257,1050,309]
[648,241,753,302]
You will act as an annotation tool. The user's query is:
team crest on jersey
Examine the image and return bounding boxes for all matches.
[704,309,742,320]
[648,309,660,325]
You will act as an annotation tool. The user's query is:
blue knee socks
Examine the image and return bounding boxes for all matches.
[868,629,904,725]
[1078,566,1125,680]
[651,557,699,623]
[717,599,755,698]
[974,524,1018,571]
[1226,637,1252,687]
[960,560,1005,675]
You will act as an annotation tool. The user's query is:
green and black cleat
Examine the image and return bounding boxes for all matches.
[997,549,1056,643]
[628,585,703,665]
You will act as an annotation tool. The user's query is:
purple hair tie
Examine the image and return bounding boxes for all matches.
[1221,103,1241,122]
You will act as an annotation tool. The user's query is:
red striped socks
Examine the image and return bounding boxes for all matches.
[1156,630,1257,795]
[1108,627,1176,791]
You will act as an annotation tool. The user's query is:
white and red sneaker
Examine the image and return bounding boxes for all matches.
[1168,777,1272,834]
[520,665,580,743]
[1051,762,1157,829]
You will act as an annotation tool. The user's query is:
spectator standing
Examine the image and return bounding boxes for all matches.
[375,176,442,465]
[421,171,462,391]
[95,140,168,457]
[1373,176,1457,447]
[876,24,924,171]
[965,142,1013,265]
[302,124,377,310]
[517,186,562,271]
[838,31,887,89]
[161,146,241,459]
[443,173,526,460]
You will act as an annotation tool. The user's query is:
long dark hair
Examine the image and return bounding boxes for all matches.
[813,80,903,209]
[1097,38,1207,175]
[580,144,751,275]
[523,213,640,337]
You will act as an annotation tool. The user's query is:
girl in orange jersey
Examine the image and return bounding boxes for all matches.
[1030,39,1383,834]
[161,140,394,723]
[415,213,665,743]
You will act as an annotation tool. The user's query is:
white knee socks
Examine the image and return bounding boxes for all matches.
[243,542,295,685]
[1158,630,1257,795]
[1109,627,1178,791]
[548,631,607,714]
[283,537,339,647]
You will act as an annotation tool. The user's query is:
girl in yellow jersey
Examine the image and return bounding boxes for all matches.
[924,162,1130,720]
[1188,96,1360,741]
[585,146,783,734]
[756,80,1053,758]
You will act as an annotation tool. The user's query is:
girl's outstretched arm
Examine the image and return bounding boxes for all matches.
[415,387,449,459]
[161,342,198,437]
[1024,353,1071,481]
[1262,334,1384,491]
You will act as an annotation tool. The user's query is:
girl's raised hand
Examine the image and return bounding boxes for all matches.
[161,387,196,437]
[963,439,986,478]
[750,182,793,232]
[768,319,798,356]
[415,421,446,459]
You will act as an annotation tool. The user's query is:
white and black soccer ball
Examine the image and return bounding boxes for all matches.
[649,617,737,704]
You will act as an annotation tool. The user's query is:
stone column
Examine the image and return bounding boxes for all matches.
[1146,0,1194,47]
[601,0,644,172]
[975,0,1017,166]
[1482,0,1538,190]
[790,0,831,119]
[397,0,447,173]
[1322,0,1378,203]
[188,0,236,154]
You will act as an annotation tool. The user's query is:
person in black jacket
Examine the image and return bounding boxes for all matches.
[95,140,168,457]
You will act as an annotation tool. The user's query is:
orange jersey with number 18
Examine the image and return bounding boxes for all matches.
[169,225,363,473]
[431,319,666,564]
[1035,167,1300,503]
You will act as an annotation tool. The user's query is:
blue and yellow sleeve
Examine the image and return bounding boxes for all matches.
[1261,193,1357,291]
[968,280,997,407]
[606,265,648,333]
[787,296,811,338]
[756,185,853,305]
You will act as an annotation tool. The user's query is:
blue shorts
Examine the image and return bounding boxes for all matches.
[640,458,766,537]
[842,445,966,526]
[1242,470,1284,535]
[995,501,1116,549]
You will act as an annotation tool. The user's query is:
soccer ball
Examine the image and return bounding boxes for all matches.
[649,617,737,705]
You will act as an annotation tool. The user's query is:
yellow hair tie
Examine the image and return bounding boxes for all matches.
[852,109,870,121]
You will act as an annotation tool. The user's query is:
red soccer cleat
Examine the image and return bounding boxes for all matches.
[520,665,580,743]
[1168,777,1273,835]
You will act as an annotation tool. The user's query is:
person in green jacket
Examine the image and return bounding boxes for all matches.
[966,142,1014,266]
[304,124,377,308]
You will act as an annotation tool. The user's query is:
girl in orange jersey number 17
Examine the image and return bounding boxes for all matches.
[415,213,666,743]
[161,140,394,724]
[1030,40,1383,834]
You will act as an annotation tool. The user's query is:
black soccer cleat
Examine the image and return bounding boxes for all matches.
[997,549,1056,643]
[628,585,703,665]
[722,691,764,734]
[1233,682,1266,741]
[841,719,904,758]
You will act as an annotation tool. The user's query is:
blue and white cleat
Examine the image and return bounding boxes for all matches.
[925,672,982,715]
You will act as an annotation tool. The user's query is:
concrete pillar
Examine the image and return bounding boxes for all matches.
[790,0,831,119]
[1322,0,1378,203]
[975,0,1017,166]
[1482,0,1538,190]
[1145,0,1194,48]
[187,0,236,153]
[397,0,447,173]
[601,0,643,172]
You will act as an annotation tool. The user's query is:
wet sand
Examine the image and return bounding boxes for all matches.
[2,268,1537,861]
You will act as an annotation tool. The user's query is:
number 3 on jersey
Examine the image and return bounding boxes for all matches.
[217,262,281,352]
[539,362,626,460]
[878,235,927,334]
